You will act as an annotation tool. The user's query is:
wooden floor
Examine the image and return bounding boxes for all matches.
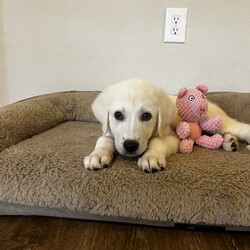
[0,216,249,250]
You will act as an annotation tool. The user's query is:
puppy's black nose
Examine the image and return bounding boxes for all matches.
[123,140,139,153]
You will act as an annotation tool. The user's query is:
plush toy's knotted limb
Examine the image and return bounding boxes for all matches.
[199,115,222,131]
[195,134,223,149]
[176,122,190,139]
[180,139,194,153]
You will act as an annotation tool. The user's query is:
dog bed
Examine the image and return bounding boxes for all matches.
[0,91,249,231]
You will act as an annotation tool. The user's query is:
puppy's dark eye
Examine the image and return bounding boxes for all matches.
[114,111,124,121]
[141,112,152,121]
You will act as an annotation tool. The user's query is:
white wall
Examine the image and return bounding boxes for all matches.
[0,0,8,106]
[1,0,250,105]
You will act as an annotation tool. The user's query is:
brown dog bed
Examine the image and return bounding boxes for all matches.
[0,91,249,231]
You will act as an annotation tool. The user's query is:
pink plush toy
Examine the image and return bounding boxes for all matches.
[176,84,223,153]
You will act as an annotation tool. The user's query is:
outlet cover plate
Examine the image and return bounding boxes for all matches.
[164,8,188,43]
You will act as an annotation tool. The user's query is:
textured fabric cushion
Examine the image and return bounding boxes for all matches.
[0,91,249,231]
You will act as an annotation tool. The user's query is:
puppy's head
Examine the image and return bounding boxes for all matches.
[92,79,176,157]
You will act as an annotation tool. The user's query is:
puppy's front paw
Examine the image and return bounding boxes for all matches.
[84,149,112,171]
[223,133,239,152]
[138,151,166,173]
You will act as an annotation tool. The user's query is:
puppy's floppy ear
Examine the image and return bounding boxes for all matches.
[92,89,111,136]
[156,89,176,138]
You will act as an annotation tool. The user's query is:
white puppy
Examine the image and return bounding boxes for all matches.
[84,79,250,172]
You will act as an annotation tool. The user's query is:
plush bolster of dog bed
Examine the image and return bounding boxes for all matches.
[1,91,249,152]
[0,91,98,152]
[206,92,250,123]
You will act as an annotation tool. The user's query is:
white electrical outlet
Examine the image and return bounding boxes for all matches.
[164,8,188,43]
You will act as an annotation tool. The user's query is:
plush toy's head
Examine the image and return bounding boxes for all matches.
[176,84,208,122]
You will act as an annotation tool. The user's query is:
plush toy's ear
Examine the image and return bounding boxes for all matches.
[196,84,208,94]
[92,89,111,136]
[177,87,188,98]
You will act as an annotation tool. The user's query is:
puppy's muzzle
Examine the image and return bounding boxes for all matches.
[123,140,139,153]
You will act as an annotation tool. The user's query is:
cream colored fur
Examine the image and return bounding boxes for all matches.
[84,79,250,172]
